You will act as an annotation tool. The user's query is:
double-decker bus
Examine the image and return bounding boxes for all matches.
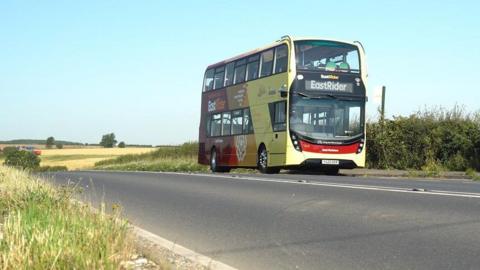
[198,36,367,174]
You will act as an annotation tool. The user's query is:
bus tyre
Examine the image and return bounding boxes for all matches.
[210,148,230,173]
[325,167,340,176]
[258,146,280,174]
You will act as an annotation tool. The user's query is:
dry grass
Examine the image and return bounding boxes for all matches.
[0,166,134,269]
[40,148,155,170]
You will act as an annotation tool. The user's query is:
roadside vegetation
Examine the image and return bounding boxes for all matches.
[93,106,480,179]
[367,106,480,175]
[95,142,209,172]
[0,166,134,269]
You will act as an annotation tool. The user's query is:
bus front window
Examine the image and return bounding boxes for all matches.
[290,97,364,140]
[295,40,360,73]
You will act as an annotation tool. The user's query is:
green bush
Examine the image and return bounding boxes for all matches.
[4,150,41,170]
[367,106,480,171]
[2,146,18,157]
[56,143,64,149]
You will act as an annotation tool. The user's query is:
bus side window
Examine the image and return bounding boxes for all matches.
[206,115,211,137]
[246,54,260,81]
[273,101,286,131]
[211,114,222,136]
[231,110,243,135]
[222,112,232,136]
[213,66,225,90]
[243,108,253,134]
[234,59,246,84]
[224,62,235,87]
[204,69,214,91]
[260,49,274,77]
[274,45,288,74]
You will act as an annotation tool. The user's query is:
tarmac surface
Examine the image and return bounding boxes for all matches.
[47,171,480,270]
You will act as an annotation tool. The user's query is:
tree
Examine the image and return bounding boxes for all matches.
[118,141,126,148]
[99,133,117,148]
[46,136,55,149]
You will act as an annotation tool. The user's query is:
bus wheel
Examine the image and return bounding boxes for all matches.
[210,148,219,172]
[210,148,230,173]
[324,167,339,175]
[258,146,280,174]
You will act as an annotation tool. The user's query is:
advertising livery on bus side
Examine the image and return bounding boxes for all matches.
[198,36,367,175]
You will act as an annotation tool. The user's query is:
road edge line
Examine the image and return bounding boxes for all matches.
[132,225,237,270]
[79,170,480,199]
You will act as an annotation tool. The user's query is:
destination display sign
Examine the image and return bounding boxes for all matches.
[305,80,354,93]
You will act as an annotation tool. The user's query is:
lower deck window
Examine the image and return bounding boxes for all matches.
[211,114,222,136]
[208,108,253,137]
[231,110,243,135]
[222,112,231,136]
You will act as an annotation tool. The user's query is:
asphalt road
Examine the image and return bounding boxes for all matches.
[47,171,480,270]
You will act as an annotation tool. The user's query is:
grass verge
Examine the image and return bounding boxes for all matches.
[466,168,480,181]
[0,166,134,269]
[95,142,209,173]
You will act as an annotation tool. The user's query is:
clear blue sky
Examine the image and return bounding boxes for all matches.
[1,1,479,145]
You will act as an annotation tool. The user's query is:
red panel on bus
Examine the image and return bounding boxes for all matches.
[299,140,359,154]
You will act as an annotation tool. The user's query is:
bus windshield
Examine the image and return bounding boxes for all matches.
[290,97,364,140]
[295,40,360,74]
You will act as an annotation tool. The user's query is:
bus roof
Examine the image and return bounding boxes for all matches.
[206,36,360,70]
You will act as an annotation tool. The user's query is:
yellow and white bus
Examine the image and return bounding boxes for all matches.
[198,36,367,174]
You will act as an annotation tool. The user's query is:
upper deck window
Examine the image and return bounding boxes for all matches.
[234,59,247,84]
[213,66,225,89]
[274,45,288,73]
[204,43,289,91]
[295,40,360,73]
[246,55,260,81]
[204,69,214,91]
[224,62,235,87]
[260,49,274,77]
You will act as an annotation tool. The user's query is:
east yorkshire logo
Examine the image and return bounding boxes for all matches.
[320,74,339,80]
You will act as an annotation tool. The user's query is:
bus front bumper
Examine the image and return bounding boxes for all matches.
[301,159,358,169]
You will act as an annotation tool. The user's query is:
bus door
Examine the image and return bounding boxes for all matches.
[268,101,287,166]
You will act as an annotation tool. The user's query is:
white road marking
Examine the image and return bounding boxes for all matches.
[83,170,480,199]
[133,226,237,270]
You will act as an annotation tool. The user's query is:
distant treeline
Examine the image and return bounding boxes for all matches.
[367,106,480,171]
[0,139,83,145]
[125,144,153,148]
[0,140,154,148]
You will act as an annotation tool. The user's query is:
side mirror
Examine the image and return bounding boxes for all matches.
[279,89,288,98]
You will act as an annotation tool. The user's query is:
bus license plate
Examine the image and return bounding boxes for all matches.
[322,160,339,165]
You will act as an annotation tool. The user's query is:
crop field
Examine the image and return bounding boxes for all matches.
[39,147,156,170]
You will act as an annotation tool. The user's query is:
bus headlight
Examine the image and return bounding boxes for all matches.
[290,132,302,152]
[357,139,365,154]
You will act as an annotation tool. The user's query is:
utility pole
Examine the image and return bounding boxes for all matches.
[380,86,386,122]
